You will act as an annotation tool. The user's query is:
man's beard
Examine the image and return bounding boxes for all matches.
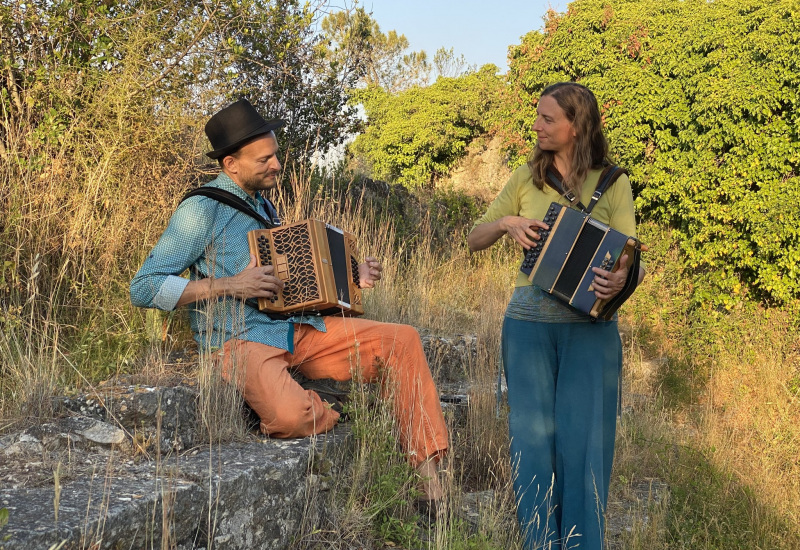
[242,171,279,192]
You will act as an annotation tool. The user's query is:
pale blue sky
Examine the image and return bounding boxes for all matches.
[357,0,565,72]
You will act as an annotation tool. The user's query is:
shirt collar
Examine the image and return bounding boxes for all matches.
[210,172,258,206]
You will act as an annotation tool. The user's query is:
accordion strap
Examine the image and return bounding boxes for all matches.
[181,186,276,229]
[585,165,627,214]
[546,170,586,211]
[545,164,628,214]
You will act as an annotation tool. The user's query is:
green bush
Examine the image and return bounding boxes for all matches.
[350,65,502,189]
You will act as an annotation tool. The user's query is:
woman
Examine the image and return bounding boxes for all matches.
[468,82,644,549]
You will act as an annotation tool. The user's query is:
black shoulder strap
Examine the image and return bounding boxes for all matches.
[546,169,587,211]
[181,186,275,229]
[584,165,628,214]
[259,196,281,226]
[546,165,628,214]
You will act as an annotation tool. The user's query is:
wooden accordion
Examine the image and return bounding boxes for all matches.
[247,219,364,317]
[520,202,644,320]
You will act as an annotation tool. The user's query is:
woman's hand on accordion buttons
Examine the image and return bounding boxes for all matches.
[591,254,629,300]
[501,216,549,250]
[358,257,383,289]
[230,254,285,299]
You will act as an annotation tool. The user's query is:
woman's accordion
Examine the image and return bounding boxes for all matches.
[520,202,644,320]
[247,219,364,317]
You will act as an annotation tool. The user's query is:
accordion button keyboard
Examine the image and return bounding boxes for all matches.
[350,257,360,286]
[520,204,561,275]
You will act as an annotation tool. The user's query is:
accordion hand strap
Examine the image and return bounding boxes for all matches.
[597,244,642,321]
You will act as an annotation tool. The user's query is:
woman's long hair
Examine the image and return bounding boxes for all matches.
[527,82,609,195]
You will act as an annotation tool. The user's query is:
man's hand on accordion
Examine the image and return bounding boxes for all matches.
[590,253,629,300]
[358,257,383,289]
[230,254,285,299]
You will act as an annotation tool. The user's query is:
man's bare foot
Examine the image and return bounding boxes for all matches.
[416,456,443,502]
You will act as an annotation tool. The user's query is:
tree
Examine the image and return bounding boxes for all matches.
[433,47,474,79]
[351,64,501,188]
[0,0,370,330]
[320,6,430,92]
[221,0,362,161]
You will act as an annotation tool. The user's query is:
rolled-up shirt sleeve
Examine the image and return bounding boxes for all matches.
[130,198,213,311]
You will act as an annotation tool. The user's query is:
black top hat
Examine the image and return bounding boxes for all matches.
[204,99,286,159]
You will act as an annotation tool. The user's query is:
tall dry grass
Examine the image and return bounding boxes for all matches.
[610,221,800,549]
[5,107,800,547]
[261,166,523,548]
[0,0,228,421]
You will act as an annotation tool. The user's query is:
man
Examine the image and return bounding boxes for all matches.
[130,99,447,505]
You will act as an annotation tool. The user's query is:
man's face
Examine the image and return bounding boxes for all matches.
[225,132,282,195]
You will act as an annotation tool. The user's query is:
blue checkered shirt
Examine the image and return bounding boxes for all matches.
[130,173,327,352]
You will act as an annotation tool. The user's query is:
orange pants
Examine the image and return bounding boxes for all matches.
[217,317,448,468]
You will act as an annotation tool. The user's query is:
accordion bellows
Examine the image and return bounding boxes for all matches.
[247,219,364,316]
[520,202,644,320]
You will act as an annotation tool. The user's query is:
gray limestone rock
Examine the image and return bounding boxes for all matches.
[419,331,477,383]
[55,385,200,452]
[606,478,670,549]
[2,432,44,456]
[20,417,126,450]
[0,429,351,550]
[0,331,481,549]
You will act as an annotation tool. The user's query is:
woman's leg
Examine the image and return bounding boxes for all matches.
[554,320,621,550]
[503,317,562,549]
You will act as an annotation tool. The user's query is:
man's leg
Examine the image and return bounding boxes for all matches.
[217,339,340,437]
[291,317,449,470]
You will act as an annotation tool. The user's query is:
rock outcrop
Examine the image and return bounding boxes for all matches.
[1,418,348,550]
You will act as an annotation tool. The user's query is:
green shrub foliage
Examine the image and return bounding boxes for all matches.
[500,0,800,311]
[350,65,502,189]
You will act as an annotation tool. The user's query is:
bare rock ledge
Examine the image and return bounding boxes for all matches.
[0,429,349,550]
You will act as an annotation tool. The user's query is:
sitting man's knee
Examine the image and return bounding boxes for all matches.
[257,393,332,437]
[393,323,422,345]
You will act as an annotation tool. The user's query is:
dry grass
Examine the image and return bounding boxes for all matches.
[611,221,800,549]
[5,130,800,547]
[701,313,800,518]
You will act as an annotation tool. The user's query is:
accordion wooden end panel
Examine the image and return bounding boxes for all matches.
[520,202,645,320]
[247,219,364,317]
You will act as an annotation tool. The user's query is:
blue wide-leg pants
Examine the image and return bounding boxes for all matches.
[502,316,622,550]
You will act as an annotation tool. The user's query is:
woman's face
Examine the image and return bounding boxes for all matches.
[532,95,576,155]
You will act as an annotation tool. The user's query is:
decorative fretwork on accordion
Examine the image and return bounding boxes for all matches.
[520,202,645,320]
[247,219,364,316]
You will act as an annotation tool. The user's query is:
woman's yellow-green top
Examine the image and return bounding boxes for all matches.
[473,164,637,288]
